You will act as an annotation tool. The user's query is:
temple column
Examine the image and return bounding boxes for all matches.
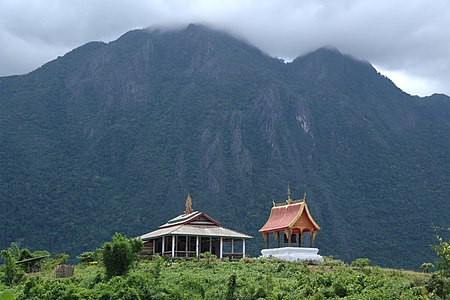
[263,232,269,249]
[219,238,223,259]
[231,239,234,254]
[162,237,165,255]
[172,236,175,257]
[298,232,301,247]
[196,236,199,258]
[311,231,317,248]
[274,231,280,248]
[300,231,304,248]
[285,230,292,246]
[209,237,212,253]
[243,239,246,258]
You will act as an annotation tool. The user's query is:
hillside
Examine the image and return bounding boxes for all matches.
[0,24,449,269]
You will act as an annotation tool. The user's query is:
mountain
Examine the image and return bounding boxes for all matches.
[0,24,449,269]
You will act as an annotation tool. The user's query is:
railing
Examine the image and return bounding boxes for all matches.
[162,251,196,258]
[222,253,243,260]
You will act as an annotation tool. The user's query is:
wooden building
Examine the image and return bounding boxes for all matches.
[139,194,252,259]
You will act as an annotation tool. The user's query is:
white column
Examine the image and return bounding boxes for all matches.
[162,237,165,255]
[171,236,175,257]
[196,236,199,257]
[242,239,246,258]
[231,239,234,254]
[209,237,212,253]
[219,238,223,259]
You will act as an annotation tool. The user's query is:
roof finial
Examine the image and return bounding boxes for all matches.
[184,193,193,215]
[272,197,276,207]
[287,182,292,204]
[303,192,307,202]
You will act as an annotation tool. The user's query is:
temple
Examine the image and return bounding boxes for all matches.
[259,186,324,261]
[138,194,252,259]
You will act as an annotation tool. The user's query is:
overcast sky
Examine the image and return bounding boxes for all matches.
[1,0,449,96]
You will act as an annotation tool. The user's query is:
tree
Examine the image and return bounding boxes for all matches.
[426,228,450,298]
[420,262,434,273]
[0,244,25,286]
[434,228,450,277]
[102,233,143,278]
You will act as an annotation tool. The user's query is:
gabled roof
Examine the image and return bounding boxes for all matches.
[259,200,320,233]
[138,194,252,240]
[159,211,220,228]
[140,224,252,240]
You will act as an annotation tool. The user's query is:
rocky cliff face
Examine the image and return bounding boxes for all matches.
[0,24,449,269]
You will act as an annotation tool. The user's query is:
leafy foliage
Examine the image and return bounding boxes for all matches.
[351,258,371,268]
[0,244,25,286]
[1,255,435,300]
[101,233,143,278]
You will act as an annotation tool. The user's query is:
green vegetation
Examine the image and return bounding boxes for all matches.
[102,233,143,278]
[0,231,449,299]
[0,256,436,299]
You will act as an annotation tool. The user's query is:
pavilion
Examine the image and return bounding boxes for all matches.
[138,194,252,259]
[259,186,324,261]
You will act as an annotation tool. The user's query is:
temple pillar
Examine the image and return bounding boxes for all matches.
[274,231,280,248]
[243,239,246,257]
[311,231,317,248]
[300,231,304,248]
[172,236,175,257]
[162,237,165,255]
[219,238,223,259]
[285,230,292,246]
[196,236,199,258]
[262,232,269,249]
[231,239,234,254]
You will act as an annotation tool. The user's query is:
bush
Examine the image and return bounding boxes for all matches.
[77,252,96,264]
[102,233,143,278]
[1,245,25,286]
[351,258,371,268]
[420,262,434,273]
[434,229,450,276]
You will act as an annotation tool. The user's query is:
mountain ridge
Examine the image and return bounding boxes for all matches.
[0,24,449,269]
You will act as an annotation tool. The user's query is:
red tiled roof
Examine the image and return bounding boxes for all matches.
[259,201,320,233]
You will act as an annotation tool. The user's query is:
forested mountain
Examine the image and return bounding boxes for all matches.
[0,24,449,269]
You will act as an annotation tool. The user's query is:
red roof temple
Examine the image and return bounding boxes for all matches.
[259,186,320,249]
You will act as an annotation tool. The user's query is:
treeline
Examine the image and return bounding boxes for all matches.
[0,231,449,299]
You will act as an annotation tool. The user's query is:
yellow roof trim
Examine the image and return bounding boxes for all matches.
[288,201,321,230]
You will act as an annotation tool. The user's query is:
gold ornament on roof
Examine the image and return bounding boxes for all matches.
[287,183,292,204]
[184,193,193,215]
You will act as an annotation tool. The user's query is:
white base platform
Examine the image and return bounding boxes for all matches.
[261,247,324,262]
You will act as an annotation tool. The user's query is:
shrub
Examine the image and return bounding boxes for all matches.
[351,258,371,268]
[420,262,434,273]
[77,252,96,264]
[1,246,25,286]
[434,229,450,276]
[102,233,143,278]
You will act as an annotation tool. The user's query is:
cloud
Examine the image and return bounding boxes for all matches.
[1,0,449,96]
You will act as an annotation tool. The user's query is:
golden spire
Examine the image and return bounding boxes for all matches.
[184,193,192,215]
[303,192,307,202]
[287,183,292,204]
